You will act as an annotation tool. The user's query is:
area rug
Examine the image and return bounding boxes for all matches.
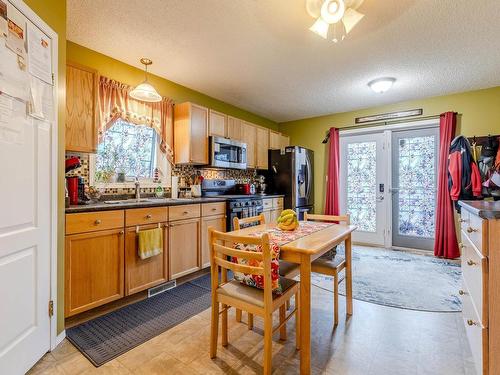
[310,245,462,312]
[66,274,212,367]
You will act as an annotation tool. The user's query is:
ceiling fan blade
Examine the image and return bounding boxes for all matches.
[342,8,364,34]
[309,17,330,39]
[305,0,324,18]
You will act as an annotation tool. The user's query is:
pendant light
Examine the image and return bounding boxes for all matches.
[129,58,162,102]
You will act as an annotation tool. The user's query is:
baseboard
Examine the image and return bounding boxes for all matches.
[52,330,66,350]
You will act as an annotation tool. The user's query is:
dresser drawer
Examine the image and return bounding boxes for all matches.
[125,207,168,227]
[169,204,200,221]
[462,289,488,375]
[273,197,283,209]
[263,198,273,211]
[202,202,226,217]
[459,210,470,235]
[66,210,124,235]
[461,236,488,326]
[464,214,488,256]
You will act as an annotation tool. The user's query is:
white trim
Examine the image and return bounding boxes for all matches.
[51,331,66,351]
[339,118,439,136]
[10,0,59,358]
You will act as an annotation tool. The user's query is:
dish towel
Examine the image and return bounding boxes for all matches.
[138,228,163,260]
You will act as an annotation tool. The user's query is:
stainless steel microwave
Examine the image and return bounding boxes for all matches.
[209,136,247,169]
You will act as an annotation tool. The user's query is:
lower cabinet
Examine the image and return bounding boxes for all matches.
[201,214,226,268]
[125,223,168,295]
[65,228,125,317]
[169,217,201,279]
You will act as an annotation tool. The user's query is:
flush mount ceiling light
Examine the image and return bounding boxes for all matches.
[306,0,365,42]
[129,58,162,103]
[368,77,396,93]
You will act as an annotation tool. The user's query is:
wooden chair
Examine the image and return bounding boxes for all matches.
[209,228,300,375]
[305,212,349,326]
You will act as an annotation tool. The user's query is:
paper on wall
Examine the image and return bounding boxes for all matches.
[0,0,7,38]
[0,40,30,101]
[0,93,13,124]
[6,2,26,60]
[28,76,53,121]
[27,22,52,85]
[0,92,26,144]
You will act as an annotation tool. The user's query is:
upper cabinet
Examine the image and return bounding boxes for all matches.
[242,121,257,168]
[256,126,269,169]
[174,102,209,165]
[280,134,290,149]
[208,109,227,138]
[269,130,290,150]
[227,116,242,141]
[66,62,98,152]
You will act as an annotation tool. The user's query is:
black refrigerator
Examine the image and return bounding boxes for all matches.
[269,147,314,220]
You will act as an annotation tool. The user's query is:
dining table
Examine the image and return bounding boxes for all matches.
[229,221,357,374]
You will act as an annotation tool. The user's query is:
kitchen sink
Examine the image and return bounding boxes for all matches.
[103,199,152,204]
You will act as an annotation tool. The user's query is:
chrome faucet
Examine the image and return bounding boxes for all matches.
[134,177,141,201]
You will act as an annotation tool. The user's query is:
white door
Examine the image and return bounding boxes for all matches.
[340,133,387,246]
[0,3,54,373]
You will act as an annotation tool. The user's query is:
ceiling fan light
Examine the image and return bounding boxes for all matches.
[130,81,162,102]
[309,17,329,39]
[320,0,345,24]
[368,77,396,93]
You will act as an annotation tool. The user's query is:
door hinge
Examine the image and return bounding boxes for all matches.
[52,73,55,85]
[48,300,54,317]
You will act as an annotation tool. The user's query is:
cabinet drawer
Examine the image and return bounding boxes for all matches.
[464,213,488,256]
[66,210,124,235]
[460,210,470,235]
[202,202,226,217]
[461,289,488,375]
[461,236,488,326]
[125,207,168,227]
[263,199,273,211]
[169,204,200,221]
[273,197,283,209]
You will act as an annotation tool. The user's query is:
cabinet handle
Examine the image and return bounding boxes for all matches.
[94,219,102,225]
[459,290,466,295]
[467,227,477,233]
[467,259,477,266]
[467,319,477,326]
[183,211,189,214]
[146,214,152,219]
[211,208,217,211]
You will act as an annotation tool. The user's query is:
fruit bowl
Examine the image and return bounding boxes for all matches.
[277,209,299,231]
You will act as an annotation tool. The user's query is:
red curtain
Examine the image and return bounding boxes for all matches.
[434,112,460,259]
[325,127,340,215]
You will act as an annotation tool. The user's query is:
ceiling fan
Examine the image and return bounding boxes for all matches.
[306,0,365,42]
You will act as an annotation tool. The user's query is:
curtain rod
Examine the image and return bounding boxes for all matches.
[322,113,462,143]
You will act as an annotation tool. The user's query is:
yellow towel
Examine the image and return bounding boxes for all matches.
[138,228,163,260]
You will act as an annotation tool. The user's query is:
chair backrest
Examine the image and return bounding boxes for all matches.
[208,228,273,306]
[304,212,350,225]
[233,213,266,230]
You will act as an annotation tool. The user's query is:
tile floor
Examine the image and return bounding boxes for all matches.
[28,285,476,375]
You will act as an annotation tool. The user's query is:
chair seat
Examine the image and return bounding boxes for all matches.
[312,255,346,276]
[217,277,297,308]
[279,260,300,278]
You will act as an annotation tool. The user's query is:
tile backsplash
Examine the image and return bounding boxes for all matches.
[65,152,257,196]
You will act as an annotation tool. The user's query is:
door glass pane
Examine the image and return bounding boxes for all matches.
[347,142,377,232]
[398,136,436,238]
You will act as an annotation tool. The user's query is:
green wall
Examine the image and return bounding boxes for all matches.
[24,0,66,334]
[67,41,278,130]
[279,86,500,213]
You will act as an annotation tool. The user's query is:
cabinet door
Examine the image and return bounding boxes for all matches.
[270,209,281,223]
[65,229,124,317]
[125,224,168,295]
[190,104,209,164]
[262,210,271,224]
[227,116,242,141]
[209,110,227,137]
[201,214,226,268]
[242,122,256,168]
[169,218,201,279]
[66,63,98,152]
[280,134,290,149]
[256,126,269,169]
[269,131,281,149]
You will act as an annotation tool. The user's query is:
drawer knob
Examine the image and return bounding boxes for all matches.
[459,290,466,295]
[459,218,467,223]
[459,243,465,249]
[467,259,477,266]
[467,319,477,326]
[467,227,477,233]
[94,219,102,225]
[212,208,217,211]
[119,230,124,235]
[146,214,152,219]
[183,211,189,214]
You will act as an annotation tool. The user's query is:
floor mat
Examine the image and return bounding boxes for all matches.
[66,274,212,367]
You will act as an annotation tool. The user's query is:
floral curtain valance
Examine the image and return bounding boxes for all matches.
[98,76,174,164]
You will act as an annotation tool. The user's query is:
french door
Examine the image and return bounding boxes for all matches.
[340,124,439,251]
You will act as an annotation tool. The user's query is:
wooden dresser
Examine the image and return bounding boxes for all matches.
[459,201,500,375]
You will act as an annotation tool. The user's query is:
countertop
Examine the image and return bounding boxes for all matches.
[65,194,285,213]
[458,200,500,219]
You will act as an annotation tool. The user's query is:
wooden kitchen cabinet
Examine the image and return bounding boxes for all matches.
[280,134,290,149]
[66,62,98,152]
[227,116,242,141]
[169,217,201,279]
[125,223,168,295]
[65,228,125,317]
[242,121,257,168]
[174,102,209,164]
[269,130,281,150]
[209,109,227,137]
[256,126,269,169]
[201,214,226,268]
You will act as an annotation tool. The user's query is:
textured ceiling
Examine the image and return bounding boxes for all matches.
[67,0,500,123]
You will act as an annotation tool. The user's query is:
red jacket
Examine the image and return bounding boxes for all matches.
[448,137,482,201]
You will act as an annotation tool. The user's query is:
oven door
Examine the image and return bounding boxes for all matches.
[210,136,247,169]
